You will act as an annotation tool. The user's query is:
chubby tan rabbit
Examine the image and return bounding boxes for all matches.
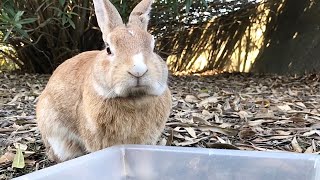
[36,0,172,162]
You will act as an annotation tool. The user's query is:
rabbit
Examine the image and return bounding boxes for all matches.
[36,0,172,162]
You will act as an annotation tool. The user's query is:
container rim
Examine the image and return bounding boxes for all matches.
[14,144,320,180]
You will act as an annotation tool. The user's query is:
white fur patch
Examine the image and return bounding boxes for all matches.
[150,81,167,96]
[130,53,148,77]
[114,86,123,96]
[151,35,155,50]
[38,98,84,161]
[85,114,97,133]
[48,137,73,161]
[128,30,135,36]
[92,79,116,98]
[93,80,107,97]
[47,125,83,161]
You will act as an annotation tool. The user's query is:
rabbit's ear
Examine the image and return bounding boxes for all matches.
[93,0,124,42]
[128,0,153,31]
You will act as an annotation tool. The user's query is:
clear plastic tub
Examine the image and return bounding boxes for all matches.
[15,145,320,180]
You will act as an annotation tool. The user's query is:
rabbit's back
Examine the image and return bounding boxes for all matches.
[38,51,99,113]
[36,51,100,161]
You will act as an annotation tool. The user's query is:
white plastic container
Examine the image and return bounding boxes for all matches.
[15,145,320,180]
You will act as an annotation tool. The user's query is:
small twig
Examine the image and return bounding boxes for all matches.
[165,129,174,146]
[248,117,289,121]
[269,127,318,131]
[287,111,320,118]
[242,92,273,95]
[3,116,36,121]
[166,121,224,128]
[11,129,37,134]
[0,128,19,133]
[0,127,34,133]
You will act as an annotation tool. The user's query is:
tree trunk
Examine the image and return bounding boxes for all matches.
[252,0,320,74]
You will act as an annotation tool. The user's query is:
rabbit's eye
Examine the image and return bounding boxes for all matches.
[105,43,112,55]
[106,47,112,55]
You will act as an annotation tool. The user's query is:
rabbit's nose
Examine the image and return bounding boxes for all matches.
[128,53,148,78]
[128,65,148,78]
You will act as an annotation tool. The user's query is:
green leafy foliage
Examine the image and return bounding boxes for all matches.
[0,0,239,73]
[0,1,37,41]
[0,0,95,73]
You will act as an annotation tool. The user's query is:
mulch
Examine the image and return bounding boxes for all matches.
[0,72,319,179]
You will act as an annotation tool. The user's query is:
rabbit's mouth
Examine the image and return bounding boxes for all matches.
[127,86,148,97]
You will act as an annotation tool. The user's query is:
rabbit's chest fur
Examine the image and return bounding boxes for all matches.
[79,88,171,152]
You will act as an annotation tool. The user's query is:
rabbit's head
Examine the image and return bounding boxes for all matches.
[92,0,168,98]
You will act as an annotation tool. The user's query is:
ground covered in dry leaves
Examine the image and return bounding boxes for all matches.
[0,73,320,179]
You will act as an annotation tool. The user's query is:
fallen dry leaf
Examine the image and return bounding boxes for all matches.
[277,104,292,112]
[185,95,199,103]
[197,93,210,99]
[238,111,249,120]
[302,130,320,137]
[184,127,197,138]
[0,152,15,164]
[214,113,222,123]
[239,128,256,140]
[25,160,36,166]
[216,136,226,143]
[275,130,291,136]
[223,100,232,111]
[175,139,201,146]
[268,135,295,140]
[198,96,218,107]
[205,143,240,150]
[192,113,211,125]
[248,119,275,126]
[291,137,303,153]
[295,102,307,109]
[304,146,314,153]
[290,116,306,127]
[158,138,167,146]
[197,125,238,136]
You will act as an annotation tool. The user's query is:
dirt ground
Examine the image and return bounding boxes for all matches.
[0,72,319,179]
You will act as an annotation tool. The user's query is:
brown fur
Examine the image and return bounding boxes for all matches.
[36,0,172,162]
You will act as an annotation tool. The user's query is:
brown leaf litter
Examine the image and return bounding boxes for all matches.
[0,73,320,179]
